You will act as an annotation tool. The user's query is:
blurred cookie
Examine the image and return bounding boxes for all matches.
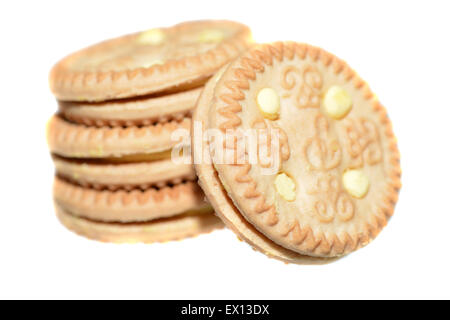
[53,154,195,190]
[58,87,202,127]
[53,175,208,222]
[47,115,190,158]
[55,202,223,244]
[50,20,252,101]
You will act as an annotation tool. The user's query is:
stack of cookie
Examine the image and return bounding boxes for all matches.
[47,20,253,243]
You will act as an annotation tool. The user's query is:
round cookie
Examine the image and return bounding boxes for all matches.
[47,115,190,158]
[53,177,208,223]
[50,20,252,101]
[202,42,401,258]
[55,202,223,244]
[53,155,195,190]
[59,87,202,127]
[193,73,333,264]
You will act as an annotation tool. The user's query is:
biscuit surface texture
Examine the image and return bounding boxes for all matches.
[193,74,333,264]
[204,42,401,257]
[50,20,252,101]
[53,155,195,190]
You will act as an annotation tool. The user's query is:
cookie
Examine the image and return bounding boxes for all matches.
[50,20,252,101]
[195,42,401,258]
[53,154,195,190]
[58,86,202,127]
[47,115,190,158]
[55,202,223,244]
[54,177,208,222]
[193,72,332,264]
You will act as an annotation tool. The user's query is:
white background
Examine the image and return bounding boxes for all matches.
[0,0,449,299]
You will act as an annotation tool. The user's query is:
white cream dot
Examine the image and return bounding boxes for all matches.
[323,85,353,119]
[342,169,370,198]
[138,29,166,45]
[257,88,280,120]
[275,173,296,201]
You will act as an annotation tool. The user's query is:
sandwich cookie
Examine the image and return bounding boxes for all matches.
[193,71,332,264]
[50,20,253,101]
[193,42,401,259]
[53,154,195,190]
[55,202,222,244]
[58,86,202,127]
[47,115,191,158]
[53,177,209,223]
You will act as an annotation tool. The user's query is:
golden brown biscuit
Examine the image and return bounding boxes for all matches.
[58,87,202,127]
[47,115,190,158]
[195,42,401,258]
[53,177,207,223]
[50,20,252,101]
[55,202,223,244]
[53,154,195,190]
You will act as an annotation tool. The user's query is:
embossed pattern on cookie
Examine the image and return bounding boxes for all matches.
[206,42,401,258]
[193,72,332,264]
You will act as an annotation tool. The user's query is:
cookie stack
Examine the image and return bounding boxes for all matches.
[47,20,253,243]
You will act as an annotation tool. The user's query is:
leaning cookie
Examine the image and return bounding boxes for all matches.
[50,20,252,101]
[193,70,332,264]
[193,42,401,258]
[55,202,223,244]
